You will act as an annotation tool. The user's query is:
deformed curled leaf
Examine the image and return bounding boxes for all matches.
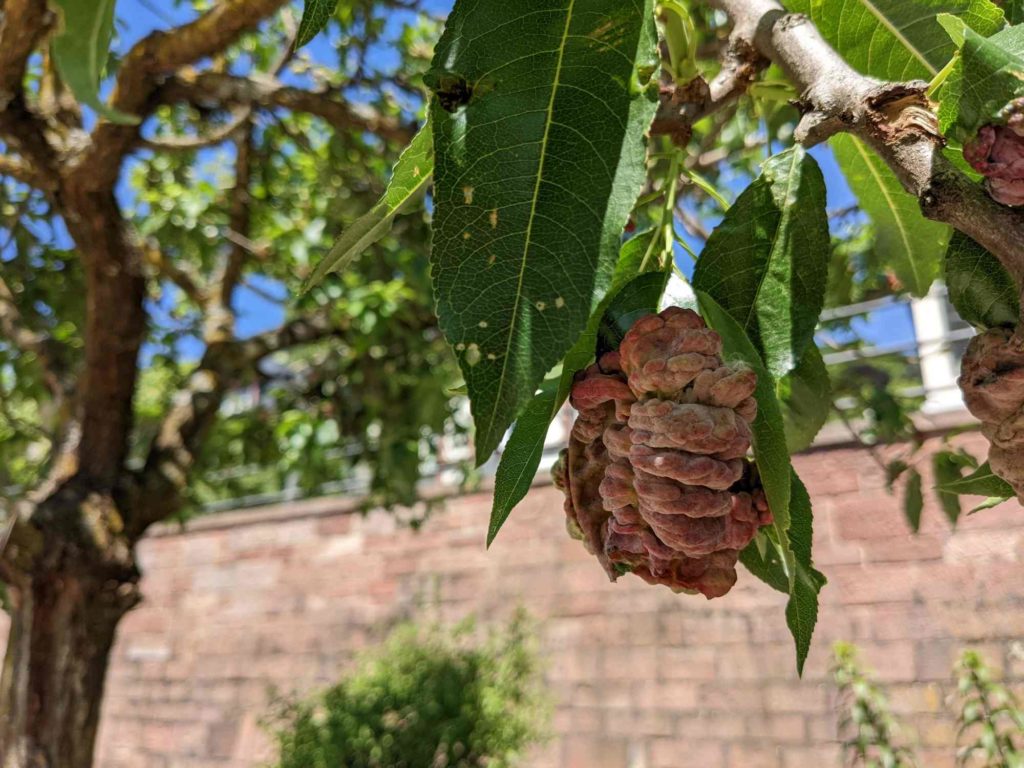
[487,233,667,547]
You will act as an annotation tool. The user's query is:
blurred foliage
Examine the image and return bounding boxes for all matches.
[954,650,1024,767]
[1,2,465,515]
[266,611,549,768]
[834,643,1024,768]
[833,642,919,767]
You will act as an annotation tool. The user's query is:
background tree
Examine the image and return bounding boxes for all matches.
[0,1,463,765]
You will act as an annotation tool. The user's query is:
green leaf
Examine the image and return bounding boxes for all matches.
[692,146,830,378]
[970,495,1013,512]
[942,22,1024,138]
[784,0,1004,81]
[779,344,830,454]
[903,468,925,532]
[830,134,951,297]
[487,233,666,546]
[50,0,139,124]
[428,0,659,462]
[784,473,826,676]
[932,451,964,525]
[303,120,433,291]
[697,291,793,555]
[740,471,825,675]
[1006,0,1024,25]
[944,231,1020,329]
[296,0,339,47]
[940,460,1016,497]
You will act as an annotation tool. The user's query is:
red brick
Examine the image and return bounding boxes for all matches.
[650,738,724,768]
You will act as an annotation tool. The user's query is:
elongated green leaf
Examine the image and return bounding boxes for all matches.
[940,460,1016,497]
[487,233,666,546]
[904,468,924,532]
[945,231,1020,329]
[779,344,830,454]
[428,0,659,462]
[784,0,1004,81]
[831,134,950,297]
[740,471,825,675]
[303,121,433,291]
[784,473,825,676]
[51,0,138,124]
[296,0,339,47]
[942,22,1024,138]
[932,451,964,525]
[697,291,792,553]
[692,147,829,378]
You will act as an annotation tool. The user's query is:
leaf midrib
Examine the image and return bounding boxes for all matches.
[848,136,922,291]
[854,0,938,76]
[740,150,800,358]
[482,0,577,446]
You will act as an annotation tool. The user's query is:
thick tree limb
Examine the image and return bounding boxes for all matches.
[69,0,289,192]
[0,0,57,177]
[160,72,415,145]
[707,0,1024,286]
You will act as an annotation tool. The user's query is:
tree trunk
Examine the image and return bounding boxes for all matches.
[0,560,139,768]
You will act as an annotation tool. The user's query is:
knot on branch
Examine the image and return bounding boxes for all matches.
[864,81,942,145]
[959,327,1024,501]
[651,78,711,147]
[555,308,772,599]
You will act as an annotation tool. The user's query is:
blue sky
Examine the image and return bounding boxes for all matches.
[10,0,915,358]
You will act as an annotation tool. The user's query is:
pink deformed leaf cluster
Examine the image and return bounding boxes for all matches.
[963,101,1024,208]
[959,327,1024,500]
[554,307,772,599]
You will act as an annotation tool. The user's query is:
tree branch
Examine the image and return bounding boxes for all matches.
[128,312,347,535]
[160,72,415,145]
[651,36,767,146]
[0,154,53,191]
[0,0,58,178]
[707,0,1024,286]
[141,239,206,305]
[68,0,290,193]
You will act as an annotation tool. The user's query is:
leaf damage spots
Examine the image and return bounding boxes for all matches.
[478,320,488,328]
[465,343,482,367]
[535,301,547,311]
[489,209,499,228]
[463,186,475,205]
[555,296,566,308]
[463,231,471,240]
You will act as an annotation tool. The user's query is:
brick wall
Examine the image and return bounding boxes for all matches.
[79,432,1023,768]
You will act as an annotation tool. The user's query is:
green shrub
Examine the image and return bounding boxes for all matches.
[267,611,549,768]
[832,641,918,767]
[954,650,1024,767]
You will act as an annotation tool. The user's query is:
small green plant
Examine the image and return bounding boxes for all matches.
[266,611,549,768]
[832,642,918,767]
[954,650,1024,767]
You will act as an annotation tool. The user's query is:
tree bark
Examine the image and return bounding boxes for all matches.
[0,540,139,768]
